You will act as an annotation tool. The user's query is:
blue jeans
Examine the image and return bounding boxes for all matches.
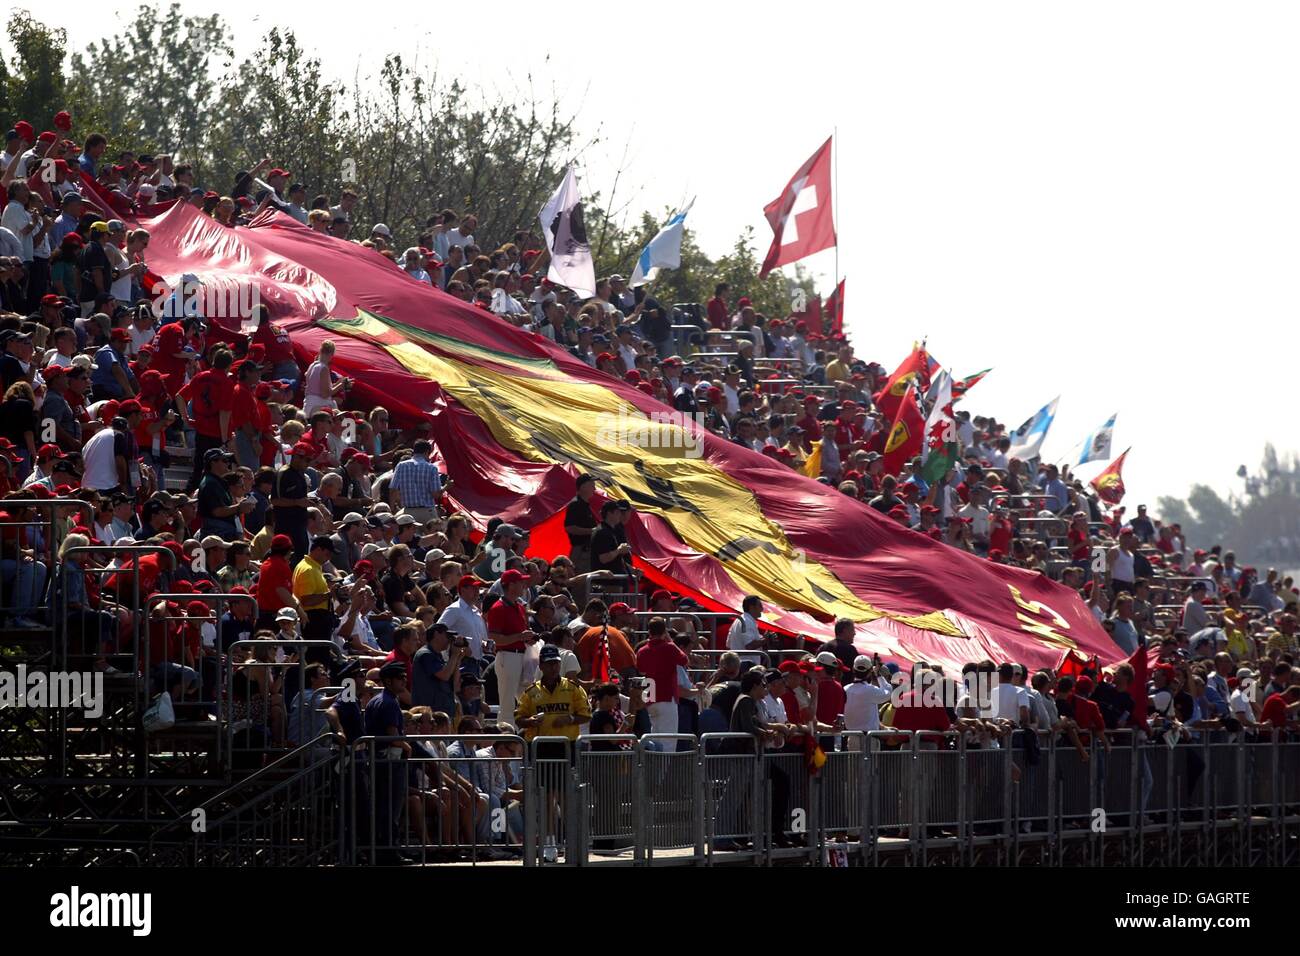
[2,558,48,616]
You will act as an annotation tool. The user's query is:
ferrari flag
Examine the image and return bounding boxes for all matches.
[1091,447,1131,506]
[131,201,1123,672]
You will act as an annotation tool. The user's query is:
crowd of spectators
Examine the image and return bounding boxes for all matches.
[0,119,1297,859]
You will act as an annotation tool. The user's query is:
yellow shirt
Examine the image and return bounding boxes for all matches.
[825,359,851,384]
[515,677,592,741]
[292,555,329,607]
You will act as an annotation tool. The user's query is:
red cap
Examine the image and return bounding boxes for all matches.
[41,293,61,306]
[650,589,673,604]
[608,602,632,616]
[110,328,132,342]
[353,559,374,578]
[458,574,486,590]
[267,167,291,179]
[54,483,77,496]
[706,386,723,403]
[186,600,212,617]
[37,130,56,143]
[499,568,528,585]
[53,111,72,131]
[291,441,315,458]
[36,443,63,461]
[13,121,33,141]
[118,399,141,415]
[270,534,294,553]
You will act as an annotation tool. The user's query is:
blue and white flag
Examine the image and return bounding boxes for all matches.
[629,199,694,287]
[1007,396,1059,461]
[1075,412,1117,465]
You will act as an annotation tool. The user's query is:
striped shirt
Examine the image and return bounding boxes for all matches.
[390,453,443,509]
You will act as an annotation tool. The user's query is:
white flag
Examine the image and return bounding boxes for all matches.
[630,199,694,287]
[539,166,596,298]
[1076,413,1117,465]
[1007,396,1059,461]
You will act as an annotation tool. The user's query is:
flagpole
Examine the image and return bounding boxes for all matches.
[832,126,839,300]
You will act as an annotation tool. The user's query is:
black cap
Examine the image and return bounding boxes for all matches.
[379,661,407,681]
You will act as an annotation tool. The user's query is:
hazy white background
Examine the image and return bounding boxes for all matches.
[39,0,1300,509]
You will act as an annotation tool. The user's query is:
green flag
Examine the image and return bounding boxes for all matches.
[921,370,960,483]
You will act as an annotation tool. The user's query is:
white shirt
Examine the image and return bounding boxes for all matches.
[844,677,893,732]
[726,613,763,664]
[436,598,488,659]
[759,694,789,748]
[1,201,34,260]
[1228,688,1254,720]
[81,426,122,490]
[958,502,990,538]
[983,682,1028,723]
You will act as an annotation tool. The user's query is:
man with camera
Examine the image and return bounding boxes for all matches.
[411,621,465,715]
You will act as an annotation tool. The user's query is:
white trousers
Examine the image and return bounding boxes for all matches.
[495,651,527,727]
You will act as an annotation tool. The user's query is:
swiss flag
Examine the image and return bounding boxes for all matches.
[759,137,836,277]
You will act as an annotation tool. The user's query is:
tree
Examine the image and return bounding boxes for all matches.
[66,4,231,165]
[2,10,67,130]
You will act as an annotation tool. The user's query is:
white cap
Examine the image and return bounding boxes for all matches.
[815,651,840,668]
[276,607,298,622]
[371,222,392,237]
[852,655,873,672]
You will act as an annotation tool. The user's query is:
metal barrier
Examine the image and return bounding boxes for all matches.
[347,732,526,865]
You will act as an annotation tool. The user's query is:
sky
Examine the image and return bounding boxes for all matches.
[36,0,1300,510]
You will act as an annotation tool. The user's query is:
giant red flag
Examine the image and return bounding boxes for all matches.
[881,384,924,477]
[128,202,1124,674]
[873,345,929,422]
[1091,447,1131,506]
[759,137,836,277]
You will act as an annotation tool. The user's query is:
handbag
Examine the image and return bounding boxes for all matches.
[143,691,176,732]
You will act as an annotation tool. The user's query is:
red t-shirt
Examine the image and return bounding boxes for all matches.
[989,517,1013,554]
[890,690,952,737]
[635,637,688,704]
[253,321,295,364]
[815,676,847,725]
[486,599,529,650]
[1072,695,1106,740]
[257,555,293,613]
[178,369,236,439]
[1260,693,1291,729]
[133,397,165,452]
[1068,527,1090,561]
[151,323,190,395]
[706,297,728,330]
[231,382,260,433]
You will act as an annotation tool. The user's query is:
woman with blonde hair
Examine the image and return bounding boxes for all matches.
[1,380,39,476]
[303,339,351,416]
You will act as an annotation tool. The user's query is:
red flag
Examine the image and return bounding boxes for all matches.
[881,384,925,477]
[1125,642,1147,724]
[759,137,836,277]
[1090,447,1130,506]
[1056,649,1099,680]
[823,279,845,337]
[873,345,929,422]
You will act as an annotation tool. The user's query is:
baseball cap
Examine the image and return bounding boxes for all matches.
[608,602,632,616]
[539,645,562,663]
[276,607,298,622]
[499,568,527,585]
[852,655,874,673]
[458,574,486,590]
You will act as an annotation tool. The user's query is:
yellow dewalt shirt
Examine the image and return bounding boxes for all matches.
[515,677,592,741]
